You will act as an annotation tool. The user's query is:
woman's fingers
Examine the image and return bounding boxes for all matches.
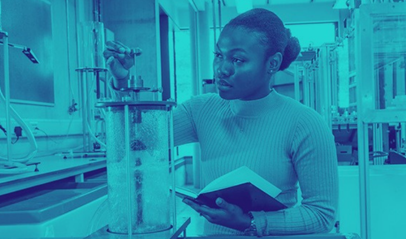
[113,41,132,54]
[105,41,120,51]
[103,49,116,59]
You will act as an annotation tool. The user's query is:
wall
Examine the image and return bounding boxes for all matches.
[0,0,86,157]
[0,0,54,104]
[101,0,161,96]
[176,2,341,29]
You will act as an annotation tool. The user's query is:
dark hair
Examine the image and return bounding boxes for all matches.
[224,8,301,71]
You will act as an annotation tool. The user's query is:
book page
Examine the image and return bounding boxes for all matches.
[174,186,199,199]
[200,166,281,197]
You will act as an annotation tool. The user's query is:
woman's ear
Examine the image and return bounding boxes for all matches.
[267,52,283,74]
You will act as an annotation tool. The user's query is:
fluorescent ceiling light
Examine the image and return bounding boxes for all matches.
[235,0,253,14]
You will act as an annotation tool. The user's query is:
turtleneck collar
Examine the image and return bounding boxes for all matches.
[229,89,281,118]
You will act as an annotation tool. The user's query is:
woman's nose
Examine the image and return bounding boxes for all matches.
[216,61,233,77]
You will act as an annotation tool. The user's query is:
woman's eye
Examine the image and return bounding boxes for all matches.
[233,58,244,63]
[213,52,222,58]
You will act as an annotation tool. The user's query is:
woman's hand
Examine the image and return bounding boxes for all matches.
[103,41,136,80]
[183,197,251,231]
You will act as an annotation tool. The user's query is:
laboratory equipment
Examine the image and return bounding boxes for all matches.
[79,21,105,69]
[0,41,40,63]
[85,43,189,238]
[71,21,108,157]
[316,44,336,129]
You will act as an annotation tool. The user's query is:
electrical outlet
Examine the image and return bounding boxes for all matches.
[30,121,38,135]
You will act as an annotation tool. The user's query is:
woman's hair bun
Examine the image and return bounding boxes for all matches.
[280,29,301,71]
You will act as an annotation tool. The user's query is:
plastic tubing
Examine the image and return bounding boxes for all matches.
[0,87,38,163]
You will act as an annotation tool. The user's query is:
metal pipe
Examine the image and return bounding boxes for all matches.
[96,71,100,99]
[74,0,82,69]
[212,0,217,49]
[218,0,222,32]
[93,0,101,22]
[124,105,133,237]
[80,71,88,151]
[65,0,74,104]
[2,31,12,163]
[359,123,371,239]
[169,109,177,231]
[85,72,92,151]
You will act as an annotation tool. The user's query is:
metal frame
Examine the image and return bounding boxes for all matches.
[86,217,191,239]
[0,30,12,163]
[302,62,313,108]
[75,68,108,154]
[293,63,302,102]
[356,3,406,239]
[317,44,335,129]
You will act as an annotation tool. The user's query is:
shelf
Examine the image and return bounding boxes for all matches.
[332,123,358,130]
[362,109,406,124]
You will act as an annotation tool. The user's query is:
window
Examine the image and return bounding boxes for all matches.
[286,23,337,48]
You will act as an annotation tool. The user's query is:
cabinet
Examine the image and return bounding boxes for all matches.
[355,3,406,239]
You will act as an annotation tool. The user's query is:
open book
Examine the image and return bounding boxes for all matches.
[175,166,287,213]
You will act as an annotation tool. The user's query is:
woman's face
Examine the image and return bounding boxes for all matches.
[213,26,272,100]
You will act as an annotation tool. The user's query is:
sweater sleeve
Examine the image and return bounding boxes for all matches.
[253,109,339,236]
[173,93,215,146]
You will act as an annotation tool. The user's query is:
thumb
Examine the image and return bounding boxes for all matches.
[216,198,234,211]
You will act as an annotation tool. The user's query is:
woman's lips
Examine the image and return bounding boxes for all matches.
[217,80,232,91]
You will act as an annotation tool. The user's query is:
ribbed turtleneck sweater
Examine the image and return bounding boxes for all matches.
[173,90,338,236]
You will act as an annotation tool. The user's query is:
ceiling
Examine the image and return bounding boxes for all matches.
[189,0,336,11]
[222,0,335,6]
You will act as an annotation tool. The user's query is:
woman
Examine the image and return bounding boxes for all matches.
[104,8,338,237]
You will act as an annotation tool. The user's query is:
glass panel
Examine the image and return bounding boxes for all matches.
[372,14,406,109]
[287,23,336,48]
[174,29,193,103]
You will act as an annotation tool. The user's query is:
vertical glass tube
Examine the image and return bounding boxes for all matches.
[105,104,172,234]
[78,21,105,69]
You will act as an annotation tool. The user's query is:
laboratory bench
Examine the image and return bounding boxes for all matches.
[0,158,370,239]
[0,155,108,238]
[0,155,106,196]
[181,235,359,239]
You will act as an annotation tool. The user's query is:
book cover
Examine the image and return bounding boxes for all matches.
[176,166,287,213]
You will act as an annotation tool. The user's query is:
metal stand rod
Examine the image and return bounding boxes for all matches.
[212,0,217,49]
[124,105,133,237]
[169,110,177,231]
[74,68,108,156]
[79,71,89,152]
[1,31,12,163]
[294,64,301,102]
[359,122,371,239]
[85,72,92,150]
